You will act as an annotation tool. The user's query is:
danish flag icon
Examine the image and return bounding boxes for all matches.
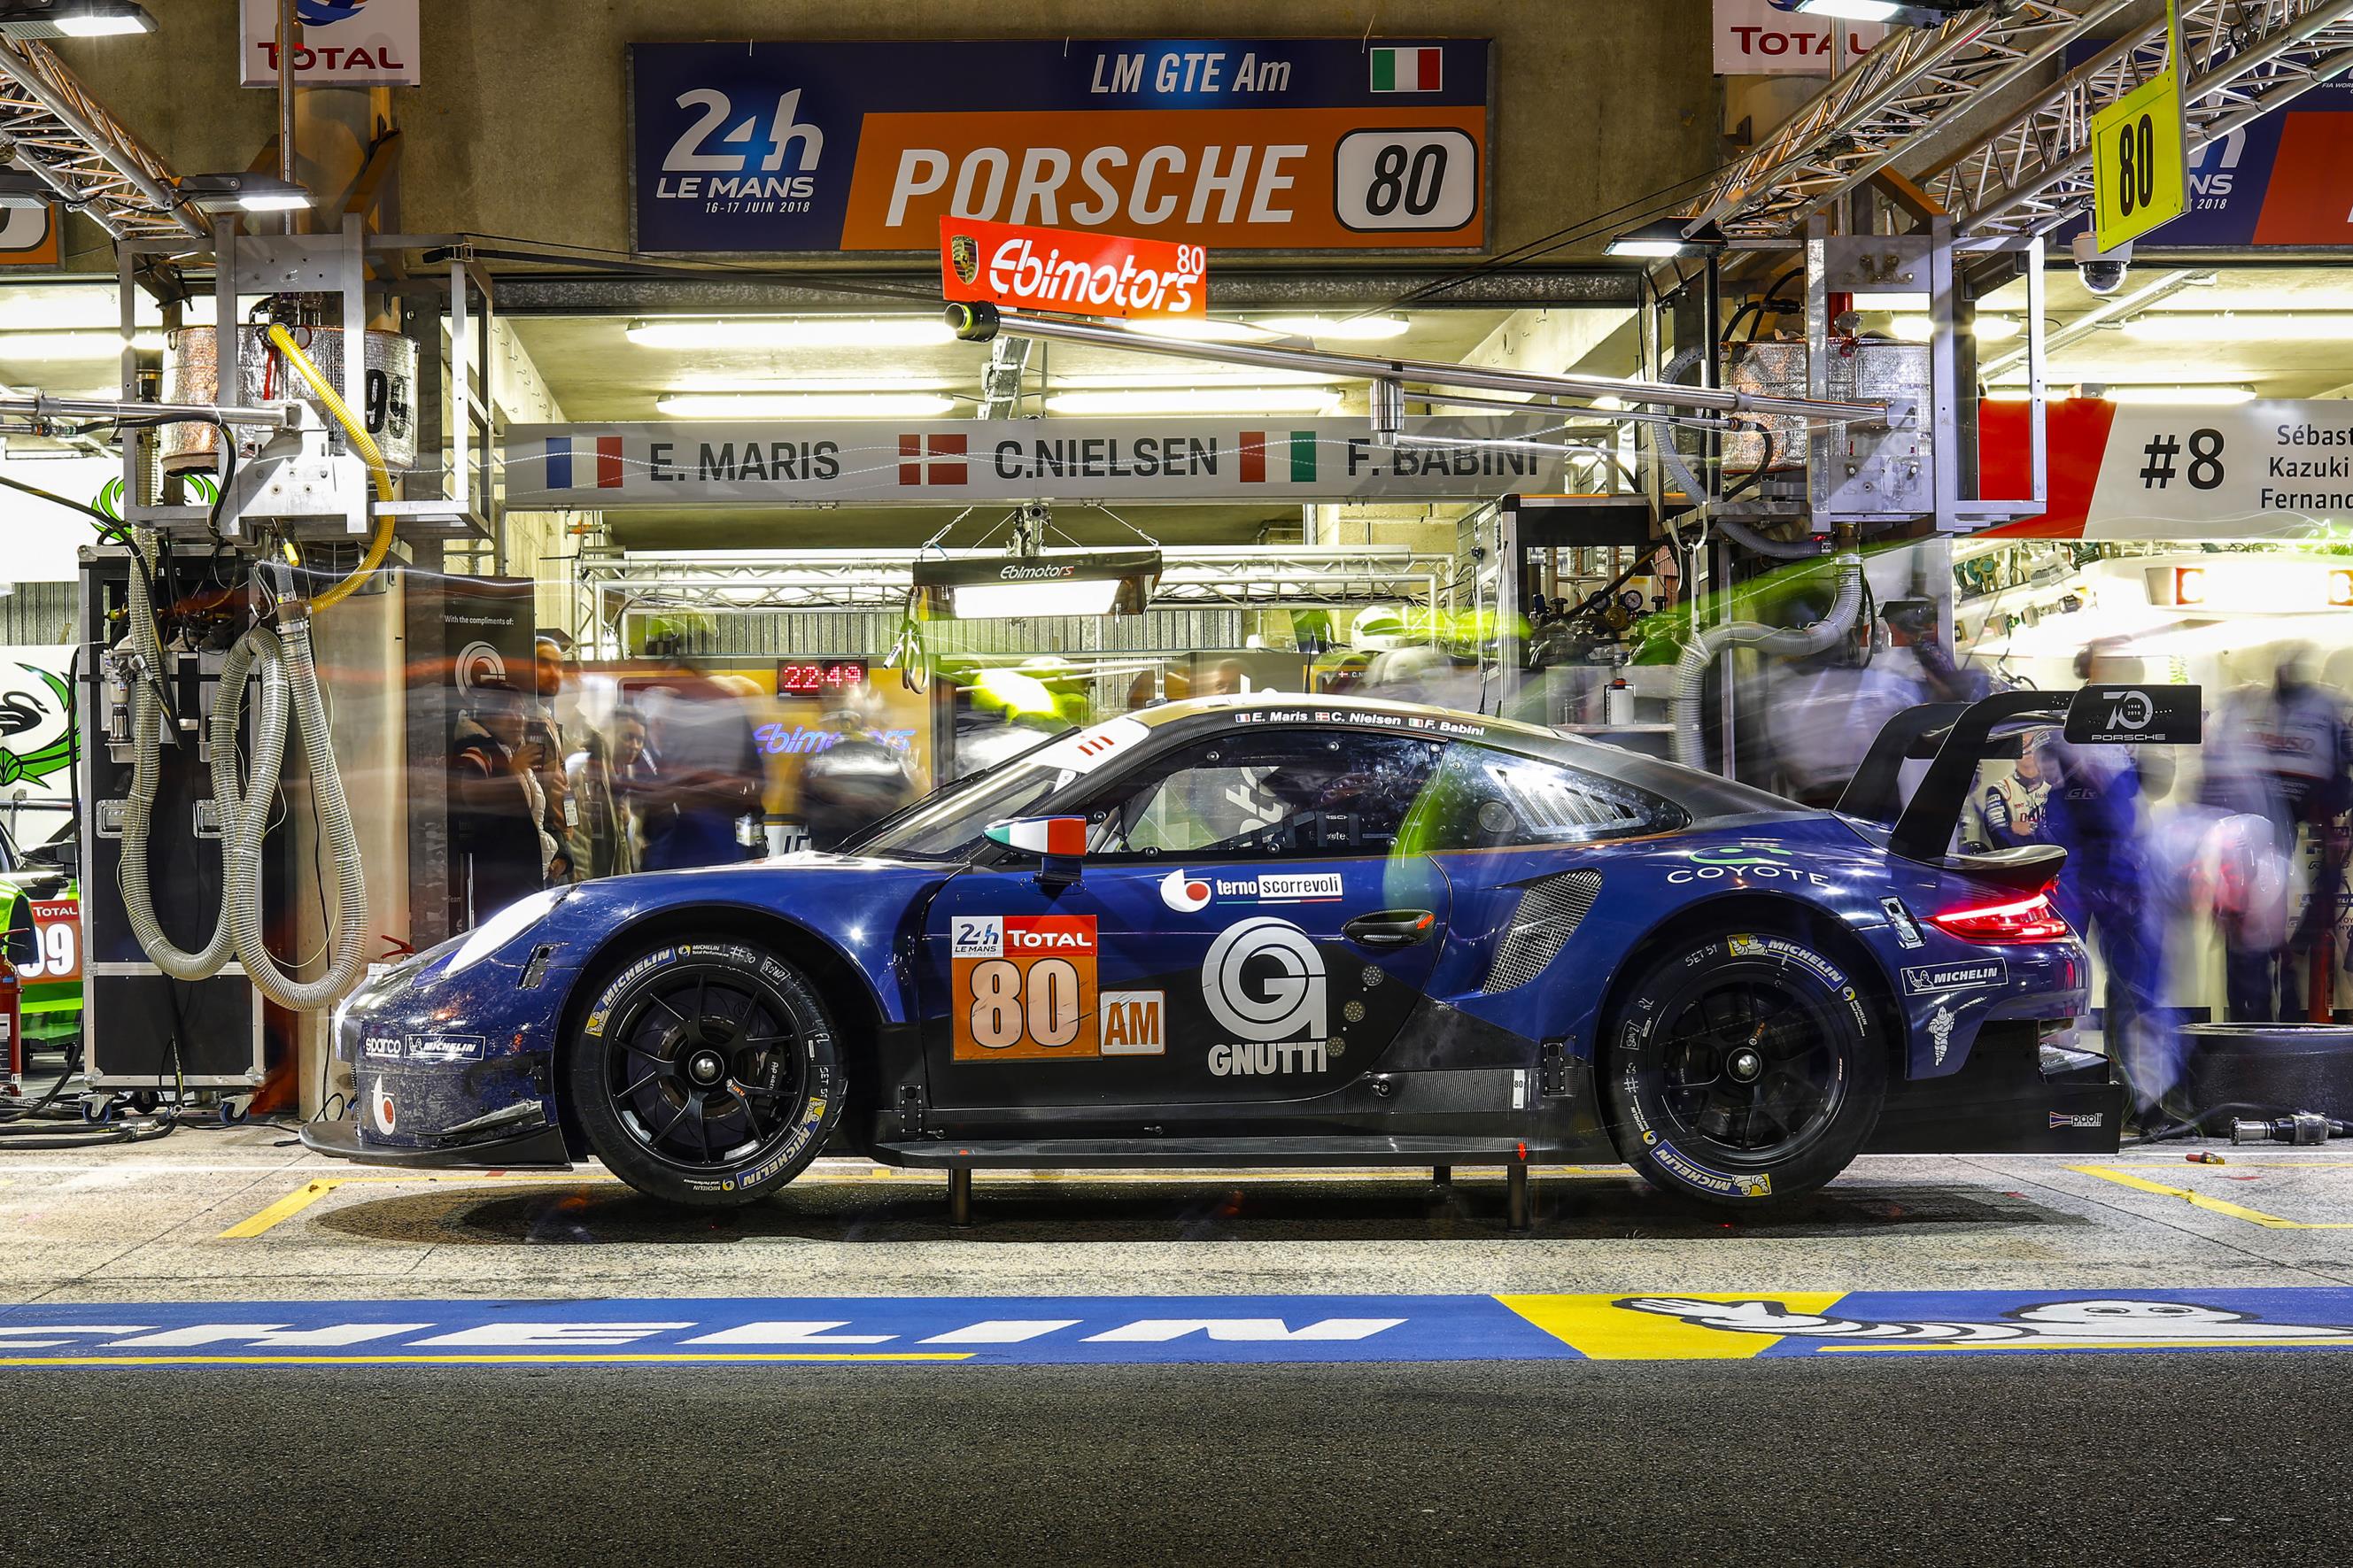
[899,433,968,486]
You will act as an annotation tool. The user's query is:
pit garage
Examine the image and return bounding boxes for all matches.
[2,4,2353,1564]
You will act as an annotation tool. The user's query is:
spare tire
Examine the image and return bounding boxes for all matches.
[2177,1023,2353,1121]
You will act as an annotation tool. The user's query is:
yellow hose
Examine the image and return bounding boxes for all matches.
[265,323,395,614]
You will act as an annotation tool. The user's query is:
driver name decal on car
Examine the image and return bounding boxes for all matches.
[953,915,1101,1062]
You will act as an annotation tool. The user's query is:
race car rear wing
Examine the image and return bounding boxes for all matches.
[1838,685,2202,867]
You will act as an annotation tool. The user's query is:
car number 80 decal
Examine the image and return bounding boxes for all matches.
[952,915,1100,1062]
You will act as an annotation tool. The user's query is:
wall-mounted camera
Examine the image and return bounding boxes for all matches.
[2070,231,2132,297]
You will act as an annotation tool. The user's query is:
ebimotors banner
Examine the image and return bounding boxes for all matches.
[239,0,418,88]
[505,418,1562,507]
[1981,398,2353,539]
[631,38,1489,253]
[941,218,1206,320]
[1713,0,1883,74]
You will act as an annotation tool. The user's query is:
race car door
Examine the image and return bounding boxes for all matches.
[919,724,1452,1116]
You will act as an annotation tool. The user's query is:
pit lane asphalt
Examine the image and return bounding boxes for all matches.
[11,1353,2343,1567]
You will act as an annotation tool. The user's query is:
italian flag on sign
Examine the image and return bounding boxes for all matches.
[1370,45,1442,92]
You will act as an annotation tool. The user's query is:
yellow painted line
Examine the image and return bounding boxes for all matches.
[222,1165,1616,1240]
[0,1352,971,1368]
[2070,1165,2353,1229]
[1499,1291,1849,1361]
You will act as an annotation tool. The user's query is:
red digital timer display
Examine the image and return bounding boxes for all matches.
[778,659,869,696]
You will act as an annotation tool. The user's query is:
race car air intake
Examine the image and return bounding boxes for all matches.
[1671,552,1864,771]
[115,551,371,1011]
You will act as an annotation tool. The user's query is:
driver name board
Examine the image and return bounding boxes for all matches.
[506,417,1567,506]
[632,38,1489,253]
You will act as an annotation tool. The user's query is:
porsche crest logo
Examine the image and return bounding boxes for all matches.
[948,233,979,285]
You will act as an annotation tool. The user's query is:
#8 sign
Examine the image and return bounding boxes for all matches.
[631,38,1489,254]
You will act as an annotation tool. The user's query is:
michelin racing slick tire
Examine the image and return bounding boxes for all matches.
[567,935,845,1208]
[1603,929,1886,1207]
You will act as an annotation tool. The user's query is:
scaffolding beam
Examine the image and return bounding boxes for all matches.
[0,38,200,241]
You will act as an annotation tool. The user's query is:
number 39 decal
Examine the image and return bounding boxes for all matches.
[952,915,1101,1062]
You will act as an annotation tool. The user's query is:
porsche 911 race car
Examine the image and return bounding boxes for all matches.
[303,686,2192,1209]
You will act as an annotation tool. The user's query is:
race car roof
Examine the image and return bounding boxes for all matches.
[1128,694,1803,823]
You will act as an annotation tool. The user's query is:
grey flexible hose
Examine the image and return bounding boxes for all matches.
[116,543,368,1009]
[1710,515,1823,560]
[1672,553,1865,770]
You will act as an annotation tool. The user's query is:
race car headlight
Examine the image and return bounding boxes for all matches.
[443,887,573,977]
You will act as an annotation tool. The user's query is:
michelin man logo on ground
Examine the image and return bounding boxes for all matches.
[1618,1296,2353,1345]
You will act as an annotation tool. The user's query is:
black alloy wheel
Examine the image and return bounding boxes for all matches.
[1605,931,1887,1206]
[568,937,845,1207]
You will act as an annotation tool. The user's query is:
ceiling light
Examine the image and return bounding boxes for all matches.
[913,550,1162,620]
[1042,386,1346,416]
[667,374,958,394]
[177,173,311,212]
[626,317,956,351]
[1891,314,2020,343]
[1793,0,1974,22]
[1054,368,1335,388]
[2097,383,2256,406]
[1256,314,1411,342]
[0,329,162,357]
[1121,317,1275,344]
[2124,313,2353,344]
[0,2,156,37]
[1605,218,1725,259]
[654,391,958,418]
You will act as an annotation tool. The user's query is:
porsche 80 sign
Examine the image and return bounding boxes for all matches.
[631,38,1490,253]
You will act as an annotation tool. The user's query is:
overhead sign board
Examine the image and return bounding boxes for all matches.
[940,218,1205,320]
[2089,0,2187,251]
[1982,398,2353,539]
[0,202,57,267]
[239,0,418,88]
[630,38,1489,254]
[1718,1,1884,74]
[505,418,1563,507]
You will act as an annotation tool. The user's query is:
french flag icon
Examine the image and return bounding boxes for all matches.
[546,434,624,490]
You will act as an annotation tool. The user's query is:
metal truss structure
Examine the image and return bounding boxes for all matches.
[1684,0,2353,240]
[0,39,199,241]
[577,546,1457,615]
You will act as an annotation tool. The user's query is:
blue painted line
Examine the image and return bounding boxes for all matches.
[3,1291,2351,1366]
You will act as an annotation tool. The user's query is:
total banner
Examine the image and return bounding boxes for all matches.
[1982,398,2353,539]
[630,38,1489,253]
[238,0,418,88]
[504,418,1565,507]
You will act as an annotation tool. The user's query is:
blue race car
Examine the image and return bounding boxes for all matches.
[305,687,2183,1209]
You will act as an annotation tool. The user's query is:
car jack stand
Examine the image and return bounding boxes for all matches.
[1506,1162,1531,1232]
[948,1167,973,1228]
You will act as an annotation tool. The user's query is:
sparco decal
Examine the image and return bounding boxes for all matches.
[1900,960,2008,996]
[1202,917,1327,1041]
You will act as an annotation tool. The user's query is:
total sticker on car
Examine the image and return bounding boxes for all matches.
[953,915,1100,1062]
[1900,960,2009,996]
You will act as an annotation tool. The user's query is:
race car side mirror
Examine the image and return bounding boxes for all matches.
[984,815,1087,889]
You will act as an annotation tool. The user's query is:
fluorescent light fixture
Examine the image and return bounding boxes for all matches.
[2125,313,2353,344]
[668,373,958,393]
[1795,0,1903,19]
[1043,386,1345,416]
[1891,314,2019,343]
[914,549,1162,621]
[1849,290,1930,311]
[0,329,163,357]
[1054,368,1335,388]
[1606,218,1724,259]
[1256,314,1411,342]
[655,391,957,418]
[0,1,156,37]
[2099,383,2256,406]
[1122,317,1274,344]
[177,173,311,212]
[955,579,1125,618]
[626,317,956,351]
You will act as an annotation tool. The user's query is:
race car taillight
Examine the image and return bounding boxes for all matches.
[1927,891,2070,944]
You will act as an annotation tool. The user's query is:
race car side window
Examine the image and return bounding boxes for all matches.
[1402,741,1687,851]
[1069,730,1444,861]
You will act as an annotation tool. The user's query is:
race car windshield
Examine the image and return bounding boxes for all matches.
[854,753,1078,861]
